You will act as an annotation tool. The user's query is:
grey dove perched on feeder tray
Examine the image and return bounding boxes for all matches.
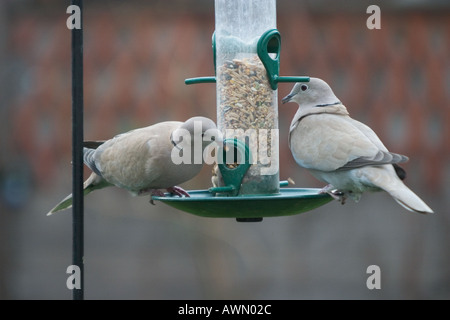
[282,78,433,214]
[47,116,222,215]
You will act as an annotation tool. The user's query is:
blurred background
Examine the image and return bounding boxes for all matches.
[1,0,449,299]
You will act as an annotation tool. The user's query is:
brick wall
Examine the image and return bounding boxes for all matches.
[3,2,449,194]
[2,0,449,300]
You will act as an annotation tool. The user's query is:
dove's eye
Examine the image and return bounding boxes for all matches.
[301,84,308,91]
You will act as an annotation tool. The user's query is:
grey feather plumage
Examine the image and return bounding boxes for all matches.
[283,78,433,214]
[337,150,408,171]
[47,117,222,215]
[83,147,102,177]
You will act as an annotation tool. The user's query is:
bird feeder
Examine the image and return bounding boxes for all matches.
[153,0,332,220]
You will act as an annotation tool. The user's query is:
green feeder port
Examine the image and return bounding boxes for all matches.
[153,0,333,221]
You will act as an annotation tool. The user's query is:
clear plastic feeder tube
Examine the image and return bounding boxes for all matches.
[214,0,279,195]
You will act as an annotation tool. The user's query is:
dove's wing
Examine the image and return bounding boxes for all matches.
[347,118,389,152]
[338,150,408,170]
[93,121,184,192]
[289,113,406,172]
[83,147,102,176]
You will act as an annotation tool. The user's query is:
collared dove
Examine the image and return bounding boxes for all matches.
[282,78,433,214]
[47,116,222,215]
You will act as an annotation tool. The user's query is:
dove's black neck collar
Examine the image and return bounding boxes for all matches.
[170,133,182,150]
[315,101,341,107]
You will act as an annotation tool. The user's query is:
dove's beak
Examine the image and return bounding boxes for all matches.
[204,129,224,147]
[281,94,294,104]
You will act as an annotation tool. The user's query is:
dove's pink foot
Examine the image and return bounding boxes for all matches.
[166,186,190,198]
[319,184,346,205]
[142,187,190,205]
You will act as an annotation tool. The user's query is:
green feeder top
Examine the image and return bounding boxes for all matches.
[185,29,310,89]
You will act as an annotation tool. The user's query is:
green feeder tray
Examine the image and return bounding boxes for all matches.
[152,188,332,220]
[152,139,332,221]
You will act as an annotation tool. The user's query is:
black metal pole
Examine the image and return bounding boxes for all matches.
[71,0,84,300]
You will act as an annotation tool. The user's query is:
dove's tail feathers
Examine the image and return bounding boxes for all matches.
[46,192,75,216]
[378,175,433,214]
[364,166,433,214]
[388,186,434,214]
[47,173,110,216]
[393,164,406,180]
